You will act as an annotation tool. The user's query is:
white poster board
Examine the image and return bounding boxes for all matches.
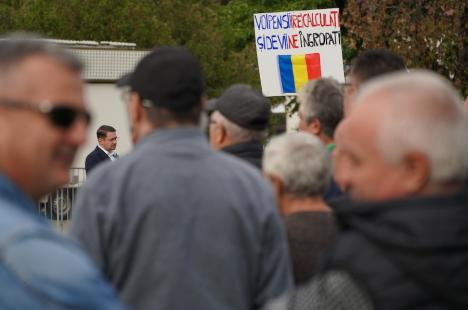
[254,8,345,97]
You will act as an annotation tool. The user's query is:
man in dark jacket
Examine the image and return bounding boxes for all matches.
[209,84,270,169]
[265,70,468,310]
[85,125,118,174]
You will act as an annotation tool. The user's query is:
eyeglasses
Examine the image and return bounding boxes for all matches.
[0,99,91,129]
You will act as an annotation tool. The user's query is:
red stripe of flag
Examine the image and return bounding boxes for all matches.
[305,53,322,80]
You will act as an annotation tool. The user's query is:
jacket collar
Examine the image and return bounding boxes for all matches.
[137,127,208,148]
[331,190,468,249]
[221,140,263,157]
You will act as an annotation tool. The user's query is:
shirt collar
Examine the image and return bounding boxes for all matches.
[98,145,115,157]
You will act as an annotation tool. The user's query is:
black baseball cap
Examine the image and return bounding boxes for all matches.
[116,72,131,88]
[214,84,270,130]
[117,46,204,111]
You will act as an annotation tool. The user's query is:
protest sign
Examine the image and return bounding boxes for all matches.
[254,8,345,96]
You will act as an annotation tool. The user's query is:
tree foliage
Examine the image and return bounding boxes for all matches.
[0,0,464,97]
[0,0,336,97]
[344,0,467,96]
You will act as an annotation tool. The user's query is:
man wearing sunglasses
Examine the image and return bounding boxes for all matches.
[0,34,122,308]
[85,125,119,174]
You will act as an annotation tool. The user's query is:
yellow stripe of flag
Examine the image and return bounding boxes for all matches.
[291,55,309,92]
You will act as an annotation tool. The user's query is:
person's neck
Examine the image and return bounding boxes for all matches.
[0,165,43,201]
[419,181,464,197]
[319,134,333,146]
[281,195,330,216]
[98,144,112,154]
[134,123,198,144]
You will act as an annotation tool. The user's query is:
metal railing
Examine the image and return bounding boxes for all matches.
[37,168,86,233]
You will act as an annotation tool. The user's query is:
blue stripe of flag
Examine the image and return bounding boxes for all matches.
[278,55,295,93]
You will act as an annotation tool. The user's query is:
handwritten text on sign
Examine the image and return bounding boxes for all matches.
[254,9,345,97]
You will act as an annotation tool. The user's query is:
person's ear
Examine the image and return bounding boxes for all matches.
[309,118,321,135]
[401,152,430,194]
[270,174,283,196]
[128,93,140,125]
[262,172,284,199]
[216,124,226,145]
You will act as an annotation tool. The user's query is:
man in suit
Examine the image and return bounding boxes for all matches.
[85,125,118,174]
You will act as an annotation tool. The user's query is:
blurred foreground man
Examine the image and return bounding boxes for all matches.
[209,84,270,169]
[266,71,468,310]
[0,35,122,308]
[71,47,292,309]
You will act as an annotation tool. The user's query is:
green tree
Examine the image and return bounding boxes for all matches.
[0,0,345,99]
[344,0,467,96]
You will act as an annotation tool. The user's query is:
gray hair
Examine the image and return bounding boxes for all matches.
[0,33,82,73]
[211,110,265,143]
[298,78,343,138]
[263,132,330,197]
[357,70,467,183]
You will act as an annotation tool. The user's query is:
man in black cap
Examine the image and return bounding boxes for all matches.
[70,47,292,310]
[209,84,270,169]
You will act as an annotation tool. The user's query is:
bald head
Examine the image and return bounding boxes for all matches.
[334,71,466,201]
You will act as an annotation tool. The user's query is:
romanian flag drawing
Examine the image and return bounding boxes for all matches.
[278,53,322,93]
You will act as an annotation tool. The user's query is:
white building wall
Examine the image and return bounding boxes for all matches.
[73,83,133,168]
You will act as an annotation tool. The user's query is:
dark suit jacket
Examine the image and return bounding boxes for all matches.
[85,146,110,175]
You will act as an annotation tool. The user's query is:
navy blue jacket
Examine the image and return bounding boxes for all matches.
[85,146,110,175]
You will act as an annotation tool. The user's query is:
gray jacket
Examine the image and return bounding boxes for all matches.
[70,127,292,310]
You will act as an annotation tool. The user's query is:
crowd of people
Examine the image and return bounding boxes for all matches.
[0,33,467,310]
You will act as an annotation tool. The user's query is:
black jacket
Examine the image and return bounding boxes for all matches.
[323,191,468,309]
[85,146,110,175]
[221,140,263,169]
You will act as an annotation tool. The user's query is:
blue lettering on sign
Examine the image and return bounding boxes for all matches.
[257,34,291,51]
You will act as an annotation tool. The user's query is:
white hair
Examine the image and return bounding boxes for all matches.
[263,132,330,197]
[211,110,265,143]
[357,70,467,183]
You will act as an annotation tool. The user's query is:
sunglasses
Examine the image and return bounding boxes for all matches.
[0,99,91,129]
